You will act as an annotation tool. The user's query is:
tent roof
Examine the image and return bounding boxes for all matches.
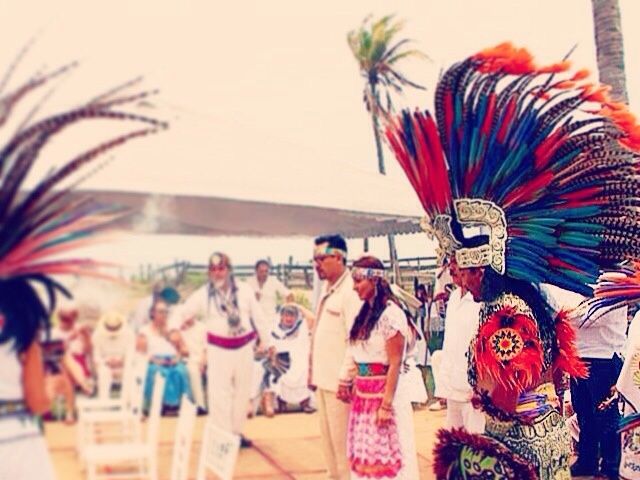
[78,190,422,238]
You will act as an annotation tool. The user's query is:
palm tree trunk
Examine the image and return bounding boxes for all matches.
[591,0,629,103]
[369,83,386,175]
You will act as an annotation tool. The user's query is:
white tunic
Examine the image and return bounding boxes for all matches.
[175,282,270,347]
[271,320,312,403]
[435,288,481,402]
[0,341,56,479]
[245,275,291,320]
[139,324,178,358]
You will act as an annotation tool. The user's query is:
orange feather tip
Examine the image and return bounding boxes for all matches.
[571,69,591,81]
[537,60,571,74]
[472,42,572,76]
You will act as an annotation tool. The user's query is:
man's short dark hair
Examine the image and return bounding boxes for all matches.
[255,259,270,270]
[314,234,347,252]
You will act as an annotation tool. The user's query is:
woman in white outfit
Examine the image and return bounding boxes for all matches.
[338,256,419,480]
[0,281,57,480]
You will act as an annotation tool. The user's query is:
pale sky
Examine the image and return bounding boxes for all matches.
[2,0,640,270]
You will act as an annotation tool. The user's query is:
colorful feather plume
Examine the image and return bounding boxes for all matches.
[586,261,640,319]
[386,42,640,296]
[0,45,165,311]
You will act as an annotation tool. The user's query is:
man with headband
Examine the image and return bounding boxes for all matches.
[175,252,270,448]
[310,234,362,479]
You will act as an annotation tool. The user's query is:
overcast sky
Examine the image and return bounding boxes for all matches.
[2,0,640,269]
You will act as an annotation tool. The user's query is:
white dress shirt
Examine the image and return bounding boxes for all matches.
[435,288,481,402]
[546,285,628,359]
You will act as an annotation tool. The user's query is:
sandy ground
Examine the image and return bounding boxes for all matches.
[47,408,445,479]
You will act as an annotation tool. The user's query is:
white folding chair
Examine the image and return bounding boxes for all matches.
[170,396,197,480]
[196,419,240,480]
[77,353,148,459]
[84,373,165,480]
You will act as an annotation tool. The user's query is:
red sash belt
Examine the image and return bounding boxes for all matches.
[207,331,257,349]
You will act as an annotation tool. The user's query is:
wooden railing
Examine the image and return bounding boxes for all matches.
[143,256,438,291]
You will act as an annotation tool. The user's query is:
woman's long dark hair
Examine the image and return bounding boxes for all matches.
[0,278,55,353]
[349,256,399,342]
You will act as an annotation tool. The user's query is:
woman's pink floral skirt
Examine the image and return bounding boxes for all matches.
[348,373,402,478]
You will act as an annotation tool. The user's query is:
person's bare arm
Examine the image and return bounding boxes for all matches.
[168,330,189,357]
[377,332,404,426]
[135,333,148,354]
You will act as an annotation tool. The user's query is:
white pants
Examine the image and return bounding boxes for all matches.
[317,388,350,480]
[206,343,254,435]
[186,360,206,410]
[0,418,56,480]
[445,398,485,433]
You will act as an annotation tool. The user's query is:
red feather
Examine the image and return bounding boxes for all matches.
[480,93,496,136]
[554,311,588,378]
[502,171,553,208]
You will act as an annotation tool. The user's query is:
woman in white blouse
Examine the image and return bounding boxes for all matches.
[137,299,192,412]
[338,256,419,480]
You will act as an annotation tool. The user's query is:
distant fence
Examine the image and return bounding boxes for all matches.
[144,256,438,291]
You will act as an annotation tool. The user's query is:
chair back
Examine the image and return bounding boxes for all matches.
[146,373,166,458]
[170,395,197,480]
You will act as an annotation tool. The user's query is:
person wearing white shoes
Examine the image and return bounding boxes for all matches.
[176,252,271,448]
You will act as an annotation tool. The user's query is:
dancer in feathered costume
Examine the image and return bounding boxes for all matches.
[0,44,164,479]
[385,42,640,479]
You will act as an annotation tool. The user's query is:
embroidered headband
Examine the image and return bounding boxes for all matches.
[314,243,347,259]
[351,266,387,280]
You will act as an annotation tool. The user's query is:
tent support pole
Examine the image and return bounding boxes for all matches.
[387,233,400,284]
[363,237,369,252]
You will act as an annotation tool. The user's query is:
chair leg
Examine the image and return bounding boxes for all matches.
[87,462,98,480]
[148,455,158,480]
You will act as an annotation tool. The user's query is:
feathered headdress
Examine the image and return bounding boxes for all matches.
[386,42,640,296]
[584,262,640,319]
[0,45,165,351]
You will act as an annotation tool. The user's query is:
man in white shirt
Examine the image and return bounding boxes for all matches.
[246,260,294,321]
[551,288,626,479]
[311,235,362,480]
[434,256,485,432]
[175,252,270,448]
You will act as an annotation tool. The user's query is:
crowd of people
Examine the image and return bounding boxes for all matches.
[10,194,640,480]
[31,233,431,478]
[4,41,640,480]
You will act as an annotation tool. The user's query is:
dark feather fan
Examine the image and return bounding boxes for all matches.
[0,44,165,351]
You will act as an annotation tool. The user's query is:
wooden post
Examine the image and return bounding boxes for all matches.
[387,234,401,284]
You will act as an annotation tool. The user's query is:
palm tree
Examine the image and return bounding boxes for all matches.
[348,15,427,174]
[591,0,628,103]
